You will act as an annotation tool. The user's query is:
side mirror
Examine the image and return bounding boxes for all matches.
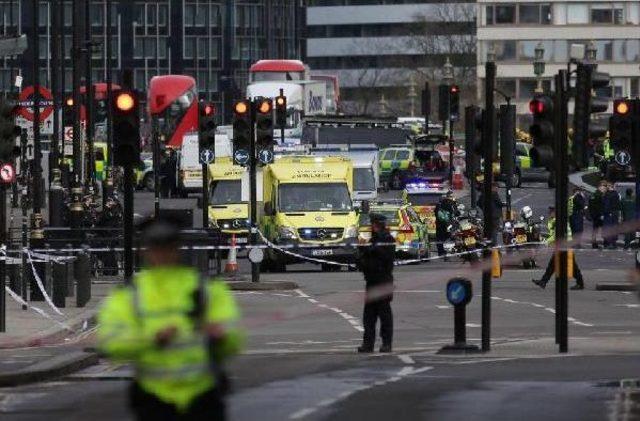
[264,202,274,216]
[361,200,370,215]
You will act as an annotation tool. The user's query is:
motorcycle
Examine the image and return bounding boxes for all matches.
[502,206,544,268]
[444,205,484,263]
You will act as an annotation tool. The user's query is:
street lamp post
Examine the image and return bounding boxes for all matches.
[533,42,546,93]
[585,40,597,63]
[408,75,417,118]
[442,57,454,186]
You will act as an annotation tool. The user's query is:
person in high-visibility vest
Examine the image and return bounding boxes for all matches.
[532,206,585,290]
[98,217,243,420]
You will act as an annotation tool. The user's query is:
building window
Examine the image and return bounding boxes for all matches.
[134,37,167,59]
[591,3,624,24]
[567,4,588,24]
[496,79,516,99]
[495,5,516,24]
[185,2,207,27]
[631,78,639,97]
[486,5,494,25]
[492,40,517,61]
[519,4,540,24]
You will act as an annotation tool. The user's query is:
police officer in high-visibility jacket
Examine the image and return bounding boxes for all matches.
[98,217,243,420]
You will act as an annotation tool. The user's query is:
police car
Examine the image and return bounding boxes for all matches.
[358,199,430,258]
[402,183,449,238]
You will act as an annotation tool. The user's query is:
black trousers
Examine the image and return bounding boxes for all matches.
[540,254,584,287]
[129,382,225,421]
[362,300,393,348]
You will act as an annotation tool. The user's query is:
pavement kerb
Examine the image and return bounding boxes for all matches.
[228,280,299,291]
[569,170,598,194]
[0,351,99,387]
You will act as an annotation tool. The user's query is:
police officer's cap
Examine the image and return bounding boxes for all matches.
[369,213,387,225]
[138,216,181,247]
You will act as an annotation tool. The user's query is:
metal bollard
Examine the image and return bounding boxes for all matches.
[52,261,66,308]
[29,213,46,302]
[8,262,19,293]
[66,244,75,297]
[75,252,91,307]
[49,169,65,227]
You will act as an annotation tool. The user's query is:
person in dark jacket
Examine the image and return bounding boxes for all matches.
[603,183,621,249]
[622,188,636,249]
[569,188,586,248]
[588,182,606,248]
[477,183,504,245]
[357,214,395,353]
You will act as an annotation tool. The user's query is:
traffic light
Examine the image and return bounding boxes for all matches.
[421,82,431,118]
[449,84,460,121]
[63,96,74,126]
[198,101,216,151]
[255,98,274,162]
[0,98,19,162]
[464,105,482,178]
[438,84,449,122]
[232,100,251,166]
[609,99,636,162]
[529,94,555,169]
[499,104,516,182]
[572,63,610,169]
[111,89,140,166]
[275,94,287,129]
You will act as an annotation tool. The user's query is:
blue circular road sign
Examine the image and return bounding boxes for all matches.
[258,148,274,165]
[446,278,472,306]
[615,150,631,166]
[200,149,215,165]
[234,149,250,166]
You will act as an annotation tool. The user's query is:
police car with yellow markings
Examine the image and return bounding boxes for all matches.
[359,199,430,258]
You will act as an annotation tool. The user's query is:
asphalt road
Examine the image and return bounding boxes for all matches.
[3,182,640,420]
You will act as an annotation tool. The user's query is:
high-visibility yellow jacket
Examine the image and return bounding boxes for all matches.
[546,217,572,245]
[97,266,243,411]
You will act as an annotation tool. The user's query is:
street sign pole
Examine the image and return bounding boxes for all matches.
[249,100,259,283]
[50,0,60,180]
[153,127,160,218]
[554,70,569,353]
[482,60,497,353]
[202,139,213,230]
[71,0,83,189]
[0,183,6,331]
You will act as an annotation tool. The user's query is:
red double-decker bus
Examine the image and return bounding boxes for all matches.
[148,75,199,148]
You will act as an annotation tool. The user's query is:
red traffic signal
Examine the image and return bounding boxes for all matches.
[529,95,553,116]
[202,103,215,116]
[0,163,15,184]
[450,84,459,94]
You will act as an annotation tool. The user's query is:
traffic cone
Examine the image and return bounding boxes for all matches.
[225,234,239,273]
[452,166,464,190]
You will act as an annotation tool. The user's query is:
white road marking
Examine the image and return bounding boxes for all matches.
[492,295,594,327]
[512,193,532,206]
[294,289,364,332]
[436,305,450,309]
[615,304,640,308]
[466,323,481,328]
[288,366,433,420]
[398,354,415,365]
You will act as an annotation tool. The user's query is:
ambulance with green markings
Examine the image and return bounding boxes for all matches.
[259,155,359,272]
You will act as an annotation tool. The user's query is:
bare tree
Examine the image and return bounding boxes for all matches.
[408,3,477,88]
[339,39,406,116]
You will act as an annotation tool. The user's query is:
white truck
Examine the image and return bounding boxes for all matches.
[309,144,379,204]
[246,80,327,144]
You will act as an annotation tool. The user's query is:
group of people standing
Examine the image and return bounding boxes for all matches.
[573,182,636,249]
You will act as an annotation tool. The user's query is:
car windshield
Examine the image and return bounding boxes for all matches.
[353,168,376,191]
[359,209,401,226]
[210,180,242,205]
[279,183,352,212]
[251,71,304,82]
[407,193,443,206]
